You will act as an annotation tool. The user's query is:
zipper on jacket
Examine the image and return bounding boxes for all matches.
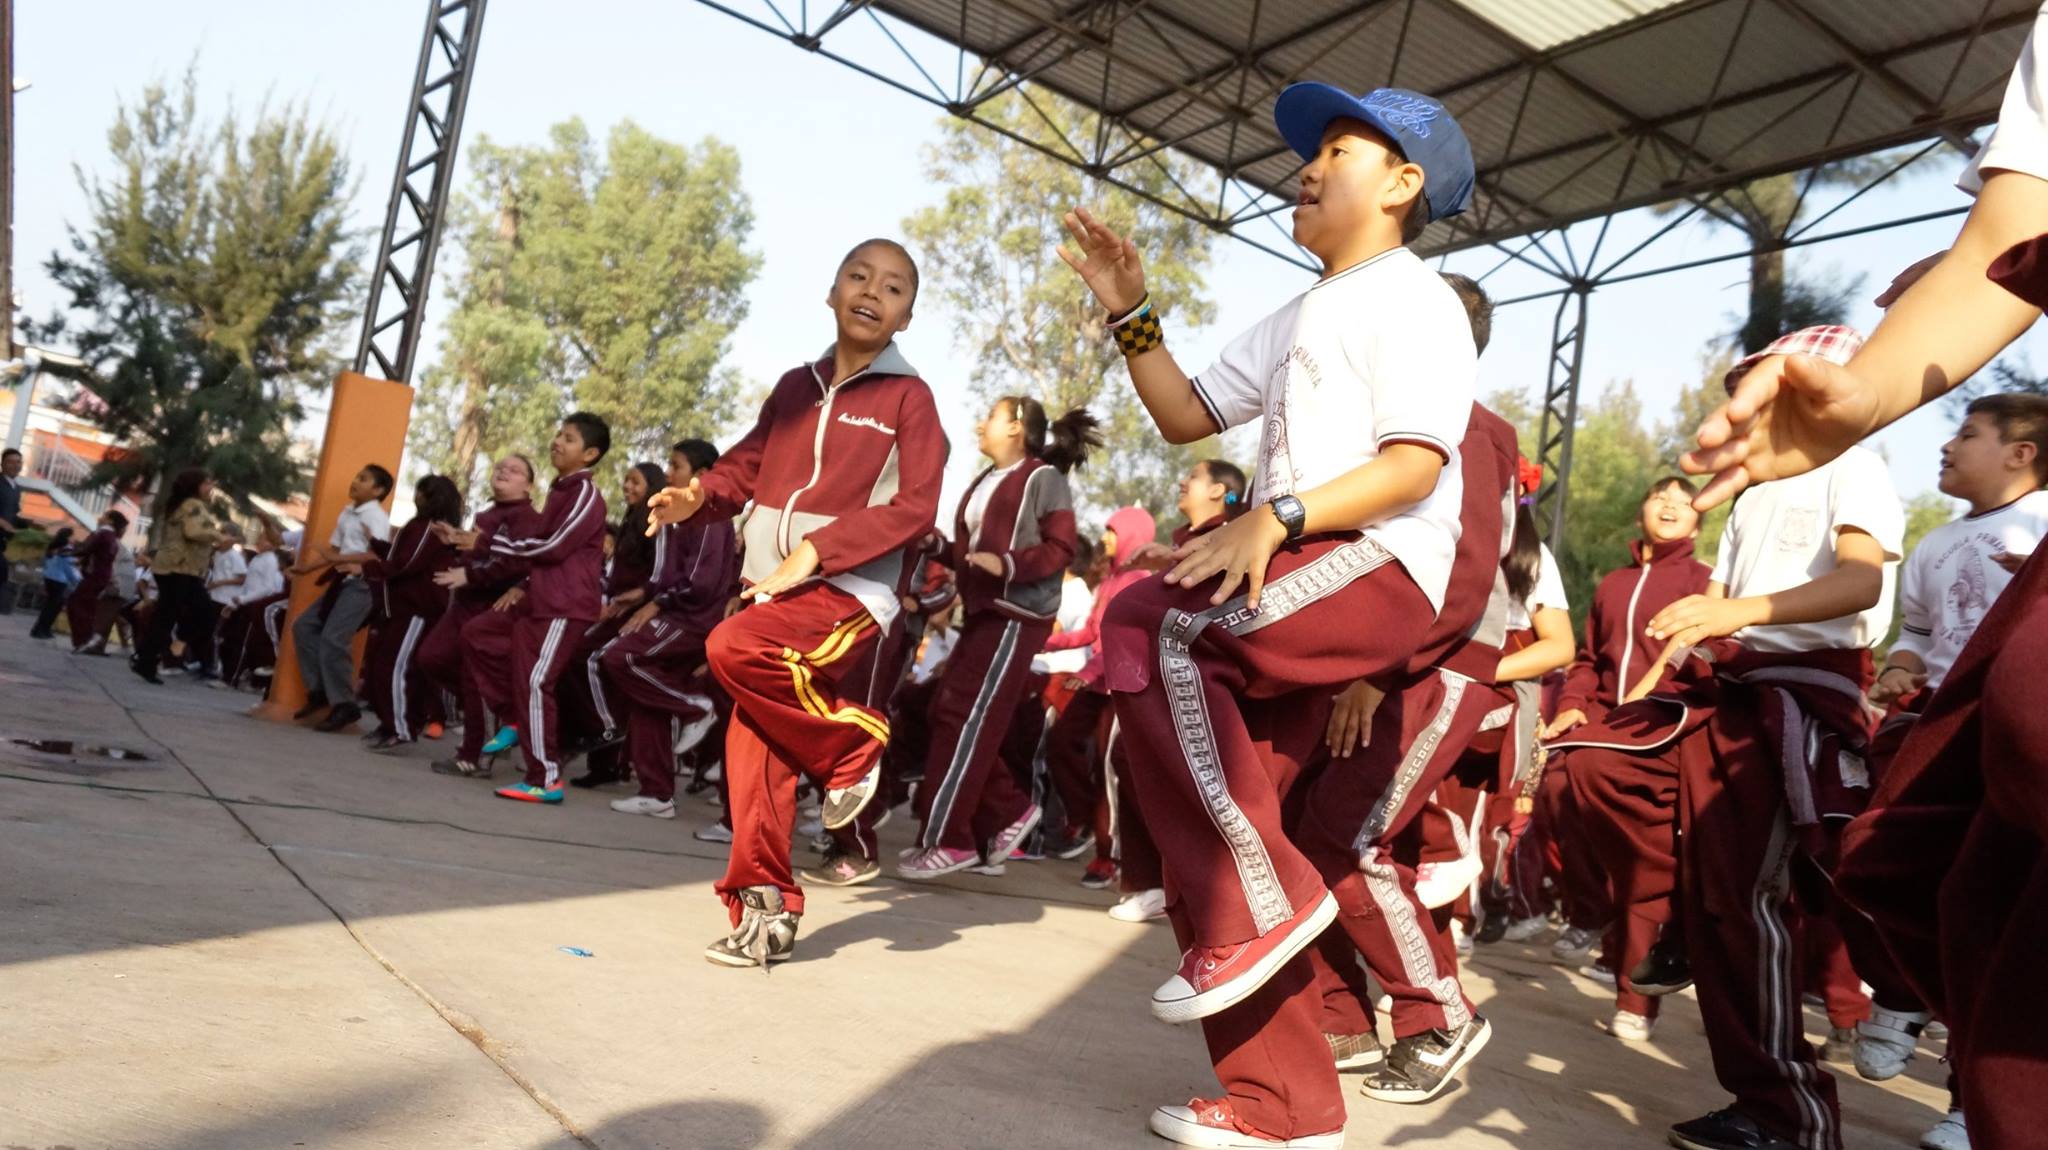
[779,362,881,559]
[1618,558,1652,693]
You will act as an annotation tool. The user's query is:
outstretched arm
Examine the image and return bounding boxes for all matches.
[1057,208,1221,445]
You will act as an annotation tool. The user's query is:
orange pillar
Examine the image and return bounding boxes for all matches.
[256,371,414,721]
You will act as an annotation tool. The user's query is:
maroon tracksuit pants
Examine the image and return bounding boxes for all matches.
[364,610,441,742]
[599,614,714,802]
[1102,534,1433,948]
[418,600,493,761]
[464,607,588,789]
[1161,692,1347,1141]
[707,582,890,922]
[1573,716,1848,1150]
[1530,749,1612,931]
[1044,688,1116,862]
[559,615,629,746]
[65,578,109,650]
[913,612,1048,854]
[1291,667,1495,1039]
[827,614,920,863]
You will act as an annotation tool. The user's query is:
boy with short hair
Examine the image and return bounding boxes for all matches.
[1556,327,1903,1150]
[646,239,946,967]
[474,413,612,803]
[602,439,738,821]
[290,464,395,729]
[1061,82,1477,1147]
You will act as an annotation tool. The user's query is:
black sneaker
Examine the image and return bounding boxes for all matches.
[430,757,492,779]
[1327,1030,1385,1071]
[1631,939,1693,996]
[821,763,881,830]
[293,694,330,720]
[1046,826,1096,860]
[1667,1107,1801,1150]
[315,702,364,733]
[798,851,881,887]
[366,733,411,754]
[1476,912,1510,945]
[568,764,626,789]
[1360,1015,1491,1104]
[130,661,164,686]
[704,885,798,969]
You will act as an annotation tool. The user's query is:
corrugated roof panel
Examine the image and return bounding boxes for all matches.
[1451,0,1695,52]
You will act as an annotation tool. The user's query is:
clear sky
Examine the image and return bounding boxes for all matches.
[14,0,2040,521]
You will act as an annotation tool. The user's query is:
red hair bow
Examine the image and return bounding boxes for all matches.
[1515,455,1543,497]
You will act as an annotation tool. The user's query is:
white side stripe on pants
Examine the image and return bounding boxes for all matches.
[924,619,1021,846]
[528,619,569,787]
[390,616,426,742]
[1753,804,1833,1149]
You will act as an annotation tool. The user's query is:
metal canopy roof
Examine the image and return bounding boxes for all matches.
[819,0,2034,261]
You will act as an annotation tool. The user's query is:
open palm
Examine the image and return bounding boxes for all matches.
[1682,353,1884,509]
[1056,207,1147,315]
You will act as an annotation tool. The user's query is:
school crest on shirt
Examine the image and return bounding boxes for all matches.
[1257,347,1321,499]
[1934,533,2004,648]
[1775,507,1819,553]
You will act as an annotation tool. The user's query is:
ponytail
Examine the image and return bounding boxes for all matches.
[1001,397,1103,474]
[1502,502,1541,607]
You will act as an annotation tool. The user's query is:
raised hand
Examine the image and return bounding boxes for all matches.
[1681,353,1885,511]
[647,477,706,533]
[1056,207,1148,315]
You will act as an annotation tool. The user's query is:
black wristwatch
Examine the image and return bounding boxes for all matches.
[1268,494,1307,541]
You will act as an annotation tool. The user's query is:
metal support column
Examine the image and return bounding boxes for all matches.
[353,0,489,384]
[1534,284,1589,548]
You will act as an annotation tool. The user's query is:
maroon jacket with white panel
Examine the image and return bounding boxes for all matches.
[697,343,947,625]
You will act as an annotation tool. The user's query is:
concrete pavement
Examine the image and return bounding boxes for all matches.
[0,615,1953,1149]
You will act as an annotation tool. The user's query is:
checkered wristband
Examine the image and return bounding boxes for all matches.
[1113,311,1165,356]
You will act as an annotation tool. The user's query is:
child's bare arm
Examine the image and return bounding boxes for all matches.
[1057,208,1220,445]
[1647,531,1886,648]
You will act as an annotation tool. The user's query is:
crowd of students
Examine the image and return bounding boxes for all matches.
[38,18,2048,1150]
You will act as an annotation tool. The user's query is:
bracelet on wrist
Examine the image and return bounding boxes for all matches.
[1105,294,1152,329]
[1113,311,1165,356]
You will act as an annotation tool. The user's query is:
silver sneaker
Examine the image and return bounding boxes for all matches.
[704,885,798,970]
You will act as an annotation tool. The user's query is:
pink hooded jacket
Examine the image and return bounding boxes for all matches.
[1041,505,1157,691]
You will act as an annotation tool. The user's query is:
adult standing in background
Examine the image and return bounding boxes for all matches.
[133,469,227,685]
[0,448,26,614]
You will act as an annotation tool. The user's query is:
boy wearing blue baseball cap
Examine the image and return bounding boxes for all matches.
[1060,84,1481,1147]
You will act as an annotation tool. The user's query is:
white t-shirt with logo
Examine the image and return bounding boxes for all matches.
[1190,247,1475,611]
[330,500,393,555]
[1892,490,2048,689]
[1708,446,1906,653]
[1506,543,1569,631]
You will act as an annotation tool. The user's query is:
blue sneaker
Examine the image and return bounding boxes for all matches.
[482,725,520,755]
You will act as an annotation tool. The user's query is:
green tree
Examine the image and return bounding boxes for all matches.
[1659,167,1881,353]
[412,120,759,498]
[1946,355,2048,413]
[903,89,1219,522]
[26,72,360,521]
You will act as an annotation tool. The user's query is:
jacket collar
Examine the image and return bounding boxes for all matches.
[810,341,919,390]
[1634,535,1697,567]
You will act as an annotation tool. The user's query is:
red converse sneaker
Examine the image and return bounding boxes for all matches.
[1151,890,1336,1024]
[1147,1096,1342,1148]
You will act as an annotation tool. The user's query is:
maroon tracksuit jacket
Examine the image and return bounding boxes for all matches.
[698,342,947,921]
[602,517,741,801]
[1554,536,1713,724]
[416,498,544,761]
[475,470,608,787]
[360,518,456,741]
[916,457,1080,853]
[1833,233,2048,1150]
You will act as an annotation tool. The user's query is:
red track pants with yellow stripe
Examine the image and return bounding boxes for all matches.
[706,581,892,921]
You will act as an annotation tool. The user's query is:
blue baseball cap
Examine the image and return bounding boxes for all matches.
[1273,84,1476,224]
